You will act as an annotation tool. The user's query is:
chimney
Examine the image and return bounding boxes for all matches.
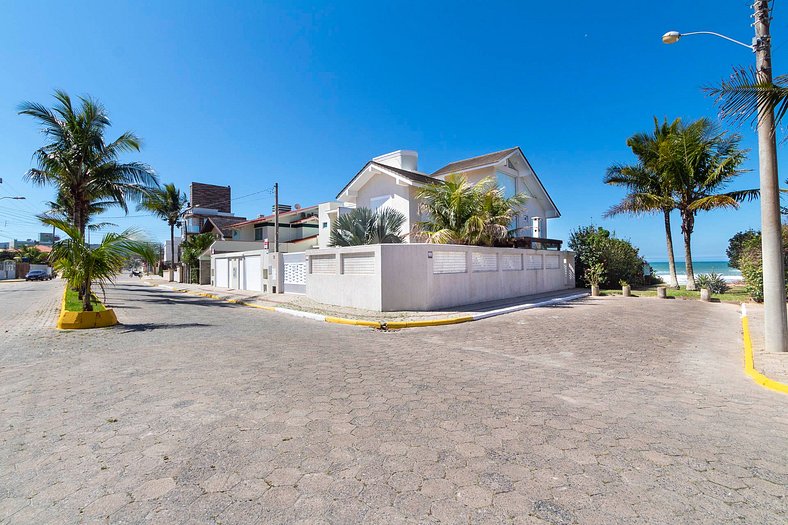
[373,150,418,171]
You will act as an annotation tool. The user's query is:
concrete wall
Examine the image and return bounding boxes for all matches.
[306,244,575,312]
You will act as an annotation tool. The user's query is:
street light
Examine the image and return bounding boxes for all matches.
[0,196,26,200]
[663,0,787,354]
[662,30,754,50]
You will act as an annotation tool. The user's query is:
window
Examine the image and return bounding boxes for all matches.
[369,195,392,211]
[496,171,519,234]
[322,222,328,229]
[254,227,264,241]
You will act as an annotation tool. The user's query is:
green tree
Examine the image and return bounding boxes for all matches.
[138,183,188,280]
[181,233,214,283]
[45,218,156,311]
[605,117,681,288]
[661,118,754,290]
[738,225,788,302]
[727,229,761,269]
[330,207,406,246]
[568,225,650,288]
[18,246,48,264]
[415,174,527,246]
[19,90,158,238]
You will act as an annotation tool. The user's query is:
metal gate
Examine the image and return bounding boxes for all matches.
[282,252,306,294]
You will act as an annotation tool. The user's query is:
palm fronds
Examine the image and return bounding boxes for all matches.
[329,207,407,246]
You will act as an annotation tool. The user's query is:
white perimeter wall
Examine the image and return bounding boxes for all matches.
[306,244,575,312]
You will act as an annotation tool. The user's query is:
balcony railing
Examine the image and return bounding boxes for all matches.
[497,236,563,251]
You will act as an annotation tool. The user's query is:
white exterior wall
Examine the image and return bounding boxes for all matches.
[306,244,575,312]
[354,176,414,239]
[211,249,272,292]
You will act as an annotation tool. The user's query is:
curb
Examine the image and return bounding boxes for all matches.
[150,283,588,329]
[740,303,788,394]
[57,286,118,329]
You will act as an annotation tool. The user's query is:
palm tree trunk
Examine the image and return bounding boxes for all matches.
[169,224,175,282]
[663,210,679,288]
[681,212,697,291]
[82,278,93,312]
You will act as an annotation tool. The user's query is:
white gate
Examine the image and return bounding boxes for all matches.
[244,255,262,291]
[282,252,306,294]
[215,258,229,288]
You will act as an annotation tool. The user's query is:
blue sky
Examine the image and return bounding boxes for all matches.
[0,0,784,260]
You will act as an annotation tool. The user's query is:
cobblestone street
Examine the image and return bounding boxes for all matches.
[1,278,786,524]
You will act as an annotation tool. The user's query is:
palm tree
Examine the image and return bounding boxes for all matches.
[138,183,188,281]
[181,232,215,283]
[605,118,681,288]
[662,118,755,290]
[19,90,158,238]
[415,174,527,246]
[706,66,788,129]
[329,207,406,246]
[44,217,156,312]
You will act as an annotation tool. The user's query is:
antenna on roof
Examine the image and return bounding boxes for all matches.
[294,203,301,210]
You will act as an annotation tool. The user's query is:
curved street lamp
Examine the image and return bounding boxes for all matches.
[661,30,754,50]
[662,0,787,354]
[0,196,26,200]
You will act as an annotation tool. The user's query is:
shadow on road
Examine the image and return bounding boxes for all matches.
[114,322,212,333]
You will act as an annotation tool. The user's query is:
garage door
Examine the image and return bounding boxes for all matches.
[244,255,262,291]
[215,258,229,288]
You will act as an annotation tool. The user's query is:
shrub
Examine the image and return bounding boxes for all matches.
[584,263,605,287]
[568,225,648,288]
[726,229,760,269]
[737,224,788,302]
[695,273,729,294]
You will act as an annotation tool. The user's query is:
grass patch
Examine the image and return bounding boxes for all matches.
[599,284,751,303]
[64,287,106,312]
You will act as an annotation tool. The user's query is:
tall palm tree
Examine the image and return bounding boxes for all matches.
[415,174,527,246]
[605,118,681,288]
[329,207,406,246]
[44,217,156,312]
[19,90,158,238]
[706,66,788,129]
[662,118,755,290]
[138,183,188,281]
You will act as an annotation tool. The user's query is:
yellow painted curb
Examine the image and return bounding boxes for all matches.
[324,316,382,328]
[383,316,474,329]
[57,286,118,329]
[741,312,788,394]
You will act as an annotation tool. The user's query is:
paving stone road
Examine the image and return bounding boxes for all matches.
[0,278,786,524]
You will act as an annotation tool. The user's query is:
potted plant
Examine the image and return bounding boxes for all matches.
[620,279,631,297]
[584,262,605,297]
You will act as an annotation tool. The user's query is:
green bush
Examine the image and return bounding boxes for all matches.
[727,229,760,269]
[736,224,788,302]
[569,225,649,288]
[696,273,729,294]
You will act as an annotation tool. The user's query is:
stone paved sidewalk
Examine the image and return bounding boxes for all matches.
[142,276,588,323]
[745,302,788,384]
[1,280,786,524]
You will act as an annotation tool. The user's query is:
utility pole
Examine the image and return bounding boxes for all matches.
[753,0,788,352]
[274,182,279,253]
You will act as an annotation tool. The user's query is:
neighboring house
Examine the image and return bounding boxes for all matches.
[230,205,319,250]
[319,148,561,248]
[163,237,182,264]
[183,182,246,240]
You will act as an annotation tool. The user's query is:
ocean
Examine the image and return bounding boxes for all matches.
[648,260,742,284]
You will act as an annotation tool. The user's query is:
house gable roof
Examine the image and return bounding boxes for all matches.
[431,147,519,177]
[336,161,438,200]
[200,216,247,237]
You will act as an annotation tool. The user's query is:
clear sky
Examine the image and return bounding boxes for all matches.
[0,0,784,260]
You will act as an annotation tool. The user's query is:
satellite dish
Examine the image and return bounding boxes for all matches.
[294,203,301,210]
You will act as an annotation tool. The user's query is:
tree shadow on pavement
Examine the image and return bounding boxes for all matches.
[114,322,212,333]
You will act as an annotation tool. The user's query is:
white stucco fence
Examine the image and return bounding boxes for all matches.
[306,244,575,311]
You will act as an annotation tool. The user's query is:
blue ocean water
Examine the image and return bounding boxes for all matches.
[649,260,742,283]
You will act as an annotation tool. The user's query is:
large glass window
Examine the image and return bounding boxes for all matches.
[496,171,516,199]
[254,227,264,241]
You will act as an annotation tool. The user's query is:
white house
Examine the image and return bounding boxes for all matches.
[318,148,561,249]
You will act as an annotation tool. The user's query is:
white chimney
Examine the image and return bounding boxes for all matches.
[373,150,418,171]
[532,217,543,238]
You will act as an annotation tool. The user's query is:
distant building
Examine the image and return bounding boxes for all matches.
[10,239,38,249]
[0,242,9,250]
[182,182,246,241]
[38,232,60,245]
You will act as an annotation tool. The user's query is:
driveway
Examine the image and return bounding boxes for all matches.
[0,278,785,524]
